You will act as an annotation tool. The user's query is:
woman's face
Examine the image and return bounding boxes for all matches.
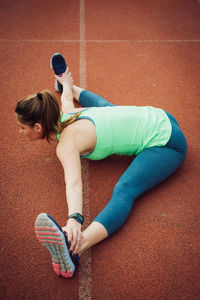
[16,117,43,142]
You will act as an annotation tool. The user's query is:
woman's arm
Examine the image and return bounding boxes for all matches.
[55,69,75,112]
[56,133,83,254]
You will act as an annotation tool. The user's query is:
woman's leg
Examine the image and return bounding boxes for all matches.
[79,119,187,253]
[72,85,84,102]
[80,147,186,254]
[72,84,115,107]
[80,221,108,254]
[93,146,186,235]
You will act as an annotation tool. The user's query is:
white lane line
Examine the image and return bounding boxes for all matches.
[80,0,87,89]
[79,1,92,300]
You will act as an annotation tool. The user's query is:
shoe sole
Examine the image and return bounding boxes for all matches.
[35,213,75,278]
[50,53,65,93]
[50,53,67,75]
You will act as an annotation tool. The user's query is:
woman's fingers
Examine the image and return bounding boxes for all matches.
[67,229,73,246]
[55,71,74,86]
[63,219,82,254]
[55,67,70,78]
[69,228,82,253]
[73,234,83,254]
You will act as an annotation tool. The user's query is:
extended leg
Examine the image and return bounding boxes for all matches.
[94,145,186,235]
[72,85,115,107]
[80,141,187,253]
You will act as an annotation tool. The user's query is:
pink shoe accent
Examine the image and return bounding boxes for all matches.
[35,226,50,230]
[47,237,62,241]
[38,239,64,245]
[36,236,62,241]
[61,270,72,278]
[52,264,72,278]
[38,239,46,243]
[36,231,60,237]
[35,226,57,231]
[52,263,61,276]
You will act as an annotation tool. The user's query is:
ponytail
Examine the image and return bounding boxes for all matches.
[15,90,80,142]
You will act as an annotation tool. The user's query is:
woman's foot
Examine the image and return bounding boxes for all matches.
[55,70,74,92]
[35,213,78,278]
[50,53,67,93]
[56,71,74,106]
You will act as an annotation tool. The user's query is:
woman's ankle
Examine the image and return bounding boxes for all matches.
[72,85,85,102]
[79,237,90,255]
[79,221,108,255]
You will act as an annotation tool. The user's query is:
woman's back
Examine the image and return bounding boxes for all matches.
[59,106,172,160]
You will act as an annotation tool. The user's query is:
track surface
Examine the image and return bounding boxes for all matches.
[0,0,200,299]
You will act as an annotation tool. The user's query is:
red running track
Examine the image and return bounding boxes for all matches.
[0,0,200,299]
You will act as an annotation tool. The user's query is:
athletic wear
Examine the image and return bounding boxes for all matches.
[78,90,187,235]
[57,105,172,159]
[57,89,187,236]
[94,111,187,234]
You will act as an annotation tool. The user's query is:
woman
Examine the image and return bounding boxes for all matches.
[15,53,187,278]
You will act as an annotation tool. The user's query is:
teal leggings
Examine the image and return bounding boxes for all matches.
[79,90,187,235]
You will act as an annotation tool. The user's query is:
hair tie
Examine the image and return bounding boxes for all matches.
[37,93,43,100]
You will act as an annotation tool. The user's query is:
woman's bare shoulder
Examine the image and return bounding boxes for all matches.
[57,119,97,158]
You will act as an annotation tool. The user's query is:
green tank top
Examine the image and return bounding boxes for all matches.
[57,106,172,160]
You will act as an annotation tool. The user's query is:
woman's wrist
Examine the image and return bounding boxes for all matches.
[67,212,84,225]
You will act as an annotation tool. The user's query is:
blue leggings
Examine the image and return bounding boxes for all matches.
[79,90,187,235]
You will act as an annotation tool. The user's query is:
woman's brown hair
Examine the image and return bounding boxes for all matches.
[15,90,80,142]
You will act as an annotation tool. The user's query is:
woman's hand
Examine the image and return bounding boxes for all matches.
[55,68,74,87]
[62,218,83,254]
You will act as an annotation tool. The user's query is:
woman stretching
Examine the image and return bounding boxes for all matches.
[15,53,187,278]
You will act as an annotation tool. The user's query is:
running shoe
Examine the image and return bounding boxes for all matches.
[50,53,67,93]
[35,213,79,278]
